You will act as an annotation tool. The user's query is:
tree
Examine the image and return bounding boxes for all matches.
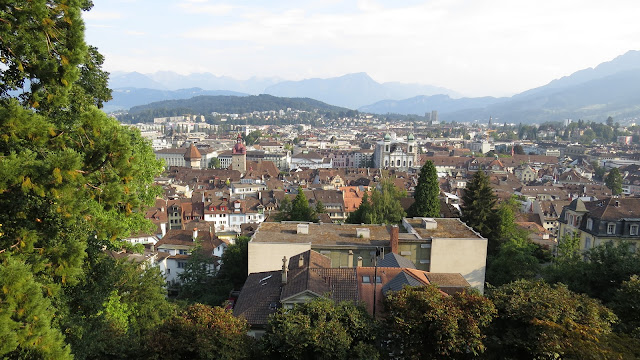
[486,279,617,359]
[605,168,623,195]
[261,298,378,360]
[346,179,406,225]
[408,160,440,218]
[208,157,220,169]
[148,304,251,360]
[461,170,497,240]
[60,249,173,360]
[291,187,315,221]
[177,243,232,306]
[315,200,325,214]
[219,236,251,289]
[485,237,540,286]
[610,275,640,336]
[383,285,496,359]
[513,144,525,155]
[607,116,615,128]
[0,2,163,356]
[245,130,262,145]
[0,257,71,359]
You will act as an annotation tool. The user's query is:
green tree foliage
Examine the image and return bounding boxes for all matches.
[461,170,497,241]
[605,167,623,195]
[278,187,317,222]
[290,187,316,221]
[60,250,173,360]
[0,2,163,356]
[148,304,251,360]
[408,160,440,217]
[219,236,251,289]
[245,130,262,145]
[383,285,496,359]
[315,200,325,214]
[545,241,640,304]
[177,243,233,306]
[610,275,640,336]
[208,157,221,169]
[486,279,617,359]
[592,161,607,181]
[346,179,406,224]
[0,257,71,359]
[260,298,378,360]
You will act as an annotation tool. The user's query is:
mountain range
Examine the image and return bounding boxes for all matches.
[106,50,640,123]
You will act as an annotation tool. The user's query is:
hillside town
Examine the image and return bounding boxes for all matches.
[116,112,640,333]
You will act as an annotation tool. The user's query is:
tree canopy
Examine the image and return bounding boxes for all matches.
[461,170,497,242]
[408,160,440,218]
[0,1,163,356]
[605,168,623,195]
[346,179,406,224]
[260,298,378,360]
[383,285,496,359]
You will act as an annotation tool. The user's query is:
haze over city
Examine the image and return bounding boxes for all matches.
[84,0,640,97]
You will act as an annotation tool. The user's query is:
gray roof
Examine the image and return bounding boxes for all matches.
[382,271,425,295]
[377,253,416,269]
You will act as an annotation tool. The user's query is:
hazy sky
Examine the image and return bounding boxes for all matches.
[84,0,640,97]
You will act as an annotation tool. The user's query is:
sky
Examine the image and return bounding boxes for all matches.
[83,0,640,97]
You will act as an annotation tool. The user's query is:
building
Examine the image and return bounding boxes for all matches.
[558,197,640,252]
[232,134,247,173]
[234,248,470,337]
[246,218,487,293]
[373,133,418,171]
[154,228,219,285]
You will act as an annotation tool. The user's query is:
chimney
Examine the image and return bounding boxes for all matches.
[297,223,309,234]
[192,228,198,241]
[282,256,288,284]
[390,225,399,254]
[298,255,304,268]
[357,256,363,267]
[161,223,167,237]
[348,250,354,267]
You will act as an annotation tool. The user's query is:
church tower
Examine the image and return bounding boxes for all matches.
[232,133,247,173]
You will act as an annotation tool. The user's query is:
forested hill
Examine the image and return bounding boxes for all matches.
[120,94,351,122]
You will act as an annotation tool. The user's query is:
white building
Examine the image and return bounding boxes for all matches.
[373,133,418,171]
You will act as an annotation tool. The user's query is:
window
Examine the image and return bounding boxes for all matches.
[375,276,382,283]
[362,276,370,283]
[585,237,591,249]
[177,261,187,269]
[409,146,413,153]
[178,249,189,255]
[608,223,616,234]
[396,160,400,166]
[631,225,639,236]
[586,218,593,230]
[385,145,389,152]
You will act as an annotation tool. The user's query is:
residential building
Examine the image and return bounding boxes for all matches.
[558,197,640,252]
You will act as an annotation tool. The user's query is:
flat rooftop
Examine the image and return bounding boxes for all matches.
[404,218,482,240]
[252,222,392,247]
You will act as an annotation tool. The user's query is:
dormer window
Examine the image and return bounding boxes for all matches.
[631,225,639,236]
[607,223,616,235]
[586,218,593,230]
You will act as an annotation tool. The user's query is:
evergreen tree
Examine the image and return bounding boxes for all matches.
[0,2,163,356]
[605,168,623,195]
[408,160,440,217]
[288,187,316,222]
[461,170,497,240]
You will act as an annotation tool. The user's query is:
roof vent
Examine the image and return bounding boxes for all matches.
[615,201,620,207]
[422,218,438,229]
[297,223,309,235]
[356,228,370,238]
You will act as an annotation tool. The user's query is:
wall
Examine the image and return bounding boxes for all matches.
[429,238,487,293]
[247,242,311,274]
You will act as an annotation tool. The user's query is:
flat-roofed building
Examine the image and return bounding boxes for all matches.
[247,218,487,293]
